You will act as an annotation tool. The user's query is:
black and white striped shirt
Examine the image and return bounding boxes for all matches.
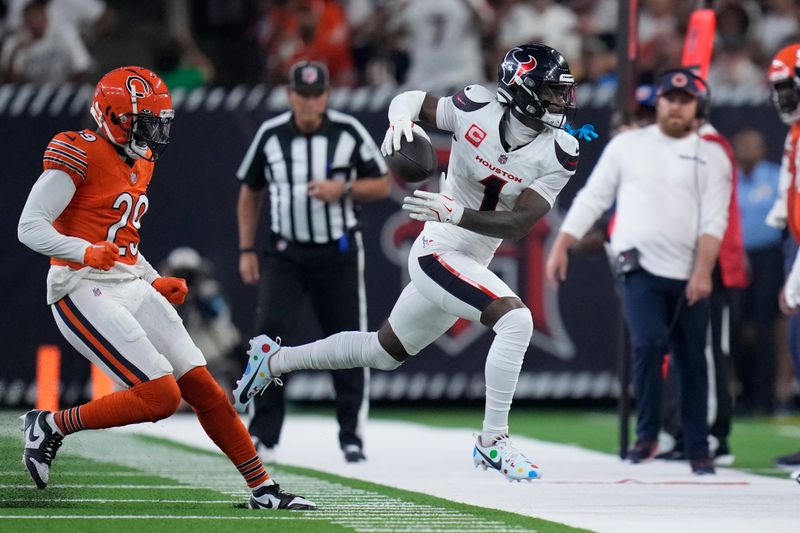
[237,109,388,244]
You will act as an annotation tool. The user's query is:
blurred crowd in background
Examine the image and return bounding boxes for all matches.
[1,0,799,96]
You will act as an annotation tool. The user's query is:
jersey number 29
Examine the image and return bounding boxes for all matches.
[106,193,148,257]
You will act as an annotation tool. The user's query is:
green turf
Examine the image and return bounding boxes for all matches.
[0,423,592,533]
[3,405,797,532]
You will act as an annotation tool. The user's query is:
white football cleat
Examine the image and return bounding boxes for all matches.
[473,433,541,482]
[232,334,283,413]
[250,482,316,510]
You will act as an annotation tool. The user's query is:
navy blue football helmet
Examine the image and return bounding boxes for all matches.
[497,43,576,128]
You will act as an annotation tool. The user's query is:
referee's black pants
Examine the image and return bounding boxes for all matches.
[248,233,367,452]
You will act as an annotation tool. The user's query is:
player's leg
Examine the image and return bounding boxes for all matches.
[265,281,456,376]
[406,239,538,481]
[26,280,181,488]
[134,282,314,509]
[307,234,368,460]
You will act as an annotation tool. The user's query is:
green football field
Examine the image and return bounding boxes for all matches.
[1,407,798,532]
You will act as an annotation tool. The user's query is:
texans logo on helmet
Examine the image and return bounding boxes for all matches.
[501,47,538,86]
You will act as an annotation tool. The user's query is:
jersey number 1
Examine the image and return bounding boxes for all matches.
[479,174,508,211]
[106,193,148,257]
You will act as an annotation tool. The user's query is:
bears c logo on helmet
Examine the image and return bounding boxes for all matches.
[125,75,152,99]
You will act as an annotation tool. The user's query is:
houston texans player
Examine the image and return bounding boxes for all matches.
[233,43,579,481]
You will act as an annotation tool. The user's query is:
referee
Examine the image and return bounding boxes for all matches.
[236,61,389,463]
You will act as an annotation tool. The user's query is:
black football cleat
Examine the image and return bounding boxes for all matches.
[249,483,316,510]
[21,410,64,489]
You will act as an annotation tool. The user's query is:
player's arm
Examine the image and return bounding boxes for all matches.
[403,186,550,240]
[418,93,441,126]
[381,91,441,155]
[17,169,111,265]
[459,188,551,240]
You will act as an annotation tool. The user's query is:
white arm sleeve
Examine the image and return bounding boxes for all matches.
[766,132,794,229]
[18,169,91,262]
[436,94,458,132]
[387,90,426,123]
[698,143,733,239]
[559,137,623,239]
[135,252,160,283]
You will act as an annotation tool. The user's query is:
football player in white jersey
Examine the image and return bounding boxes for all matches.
[233,43,579,482]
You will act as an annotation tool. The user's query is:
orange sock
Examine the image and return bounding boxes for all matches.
[53,375,181,435]
[178,366,269,488]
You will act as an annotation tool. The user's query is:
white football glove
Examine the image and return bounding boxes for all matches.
[402,185,464,225]
[381,120,431,156]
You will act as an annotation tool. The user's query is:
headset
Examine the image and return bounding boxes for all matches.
[655,68,711,122]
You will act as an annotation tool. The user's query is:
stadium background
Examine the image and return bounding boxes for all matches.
[0,0,795,410]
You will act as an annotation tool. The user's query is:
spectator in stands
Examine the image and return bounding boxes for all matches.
[757,0,800,59]
[189,0,262,86]
[547,69,732,475]
[153,34,216,90]
[707,3,767,100]
[578,34,617,89]
[342,0,405,87]
[495,0,580,66]
[0,0,91,83]
[258,0,356,86]
[388,0,492,92]
[3,0,113,43]
[637,0,682,77]
[733,128,784,414]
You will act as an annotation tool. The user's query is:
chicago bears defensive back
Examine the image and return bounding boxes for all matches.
[18,66,314,509]
[766,43,800,472]
[233,44,579,482]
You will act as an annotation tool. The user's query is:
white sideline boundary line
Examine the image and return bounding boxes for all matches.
[117,414,800,533]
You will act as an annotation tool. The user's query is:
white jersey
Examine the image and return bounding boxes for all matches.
[427,84,579,264]
[395,0,486,91]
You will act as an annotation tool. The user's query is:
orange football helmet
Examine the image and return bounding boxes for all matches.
[768,44,800,124]
[90,66,174,161]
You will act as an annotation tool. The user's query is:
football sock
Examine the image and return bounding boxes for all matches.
[177,366,269,488]
[270,331,400,375]
[482,308,533,443]
[52,374,181,435]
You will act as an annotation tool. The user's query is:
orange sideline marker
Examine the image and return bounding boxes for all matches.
[36,345,60,411]
[91,364,115,400]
